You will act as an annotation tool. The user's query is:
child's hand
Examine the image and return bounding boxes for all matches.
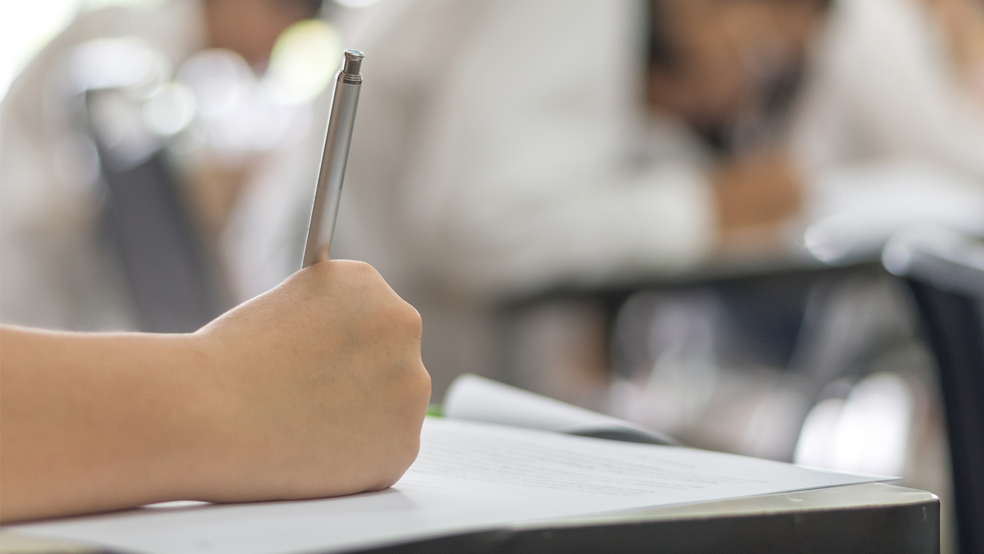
[192,260,431,502]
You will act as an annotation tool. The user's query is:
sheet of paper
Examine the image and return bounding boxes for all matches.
[444,374,676,444]
[12,418,883,554]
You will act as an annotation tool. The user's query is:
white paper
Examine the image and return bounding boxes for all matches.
[12,418,883,554]
[444,374,676,444]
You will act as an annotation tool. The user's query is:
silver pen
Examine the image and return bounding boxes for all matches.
[302,50,364,268]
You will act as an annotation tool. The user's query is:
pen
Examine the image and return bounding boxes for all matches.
[302,49,364,268]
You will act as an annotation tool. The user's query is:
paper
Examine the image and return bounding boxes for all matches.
[444,373,677,444]
[12,418,883,554]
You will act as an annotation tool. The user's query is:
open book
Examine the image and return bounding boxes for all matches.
[11,378,887,554]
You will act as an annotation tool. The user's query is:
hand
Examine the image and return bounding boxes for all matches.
[0,261,428,522]
[190,260,431,502]
[712,152,802,238]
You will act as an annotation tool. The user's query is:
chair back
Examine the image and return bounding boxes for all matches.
[884,228,984,554]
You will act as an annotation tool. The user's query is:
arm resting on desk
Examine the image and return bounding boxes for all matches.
[0,261,431,523]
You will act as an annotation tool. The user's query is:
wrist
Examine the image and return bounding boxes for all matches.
[153,332,241,503]
[172,329,282,504]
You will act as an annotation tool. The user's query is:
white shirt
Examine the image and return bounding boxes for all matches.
[791,0,984,178]
[306,0,984,302]
[317,0,718,302]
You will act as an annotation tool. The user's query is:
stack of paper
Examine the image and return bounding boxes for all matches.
[12,417,883,554]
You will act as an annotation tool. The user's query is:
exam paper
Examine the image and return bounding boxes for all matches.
[13,418,883,554]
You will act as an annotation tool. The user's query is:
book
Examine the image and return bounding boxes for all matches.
[9,378,887,554]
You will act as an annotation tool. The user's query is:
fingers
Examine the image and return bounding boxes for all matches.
[308,260,424,351]
[190,258,431,502]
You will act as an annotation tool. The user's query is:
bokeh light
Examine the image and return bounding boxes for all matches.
[0,0,163,102]
[264,19,342,106]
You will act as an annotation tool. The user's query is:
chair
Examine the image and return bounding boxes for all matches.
[883,227,984,554]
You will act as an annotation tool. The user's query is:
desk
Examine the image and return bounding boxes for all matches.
[0,483,938,554]
[492,256,947,551]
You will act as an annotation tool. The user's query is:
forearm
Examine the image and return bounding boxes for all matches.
[0,327,220,521]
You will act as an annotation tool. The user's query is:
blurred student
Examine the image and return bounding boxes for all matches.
[916,0,984,105]
[0,260,431,523]
[327,0,817,299]
[325,0,984,298]
[792,0,984,181]
[0,0,322,332]
[267,0,979,392]
[230,0,829,391]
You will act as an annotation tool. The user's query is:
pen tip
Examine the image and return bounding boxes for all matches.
[343,50,364,76]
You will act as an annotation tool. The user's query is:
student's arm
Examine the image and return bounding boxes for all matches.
[0,260,431,522]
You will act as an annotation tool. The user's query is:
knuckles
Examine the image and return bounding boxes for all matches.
[393,301,423,343]
[331,260,383,285]
[329,261,422,344]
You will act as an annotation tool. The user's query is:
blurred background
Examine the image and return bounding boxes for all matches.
[2,0,983,551]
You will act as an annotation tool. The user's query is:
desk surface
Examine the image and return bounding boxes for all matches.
[1,483,939,554]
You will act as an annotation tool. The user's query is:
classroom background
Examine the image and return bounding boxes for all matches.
[2,0,983,551]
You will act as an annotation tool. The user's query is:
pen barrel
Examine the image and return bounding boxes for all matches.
[302,72,362,268]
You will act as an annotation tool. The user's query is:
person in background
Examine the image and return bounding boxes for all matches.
[348,0,820,298]
[0,0,322,332]
[915,0,984,105]
[228,0,827,395]
[790,0,984,183]
[0,259,430,523]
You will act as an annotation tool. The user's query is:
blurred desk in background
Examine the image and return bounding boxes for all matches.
[494,227,979,554]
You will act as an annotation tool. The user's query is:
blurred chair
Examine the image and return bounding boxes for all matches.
[83,86,227,334]
[884,227,984,554]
